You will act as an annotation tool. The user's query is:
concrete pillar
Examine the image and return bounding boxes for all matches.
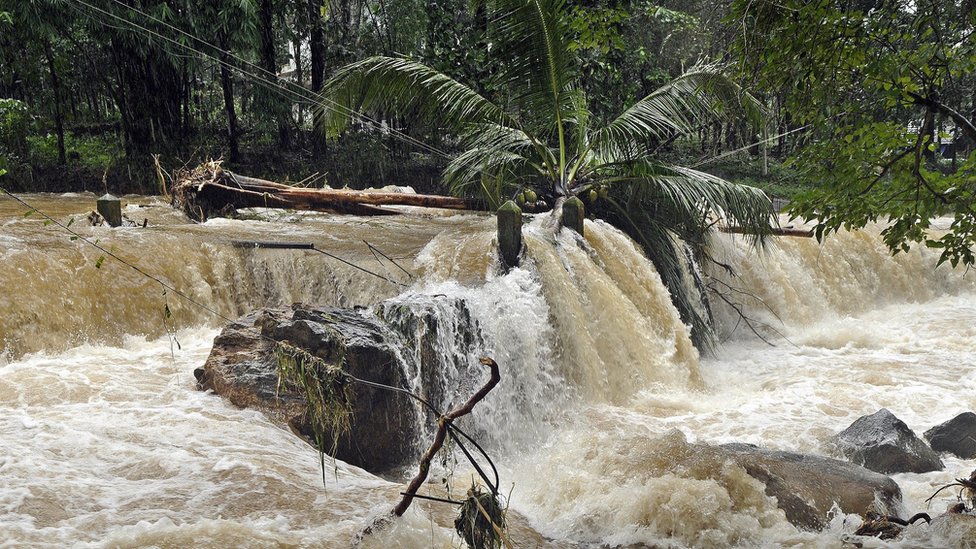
[561,195,584,236]
[97,194,122,227]
[496,200,522,268]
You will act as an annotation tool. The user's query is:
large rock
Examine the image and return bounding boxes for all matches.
[717,442,902,530]
[832,409,944,474]
[925,412,976,459]
[589,429,901,532]
[196,305,419,472]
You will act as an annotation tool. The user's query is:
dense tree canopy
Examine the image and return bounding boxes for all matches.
[0,0,760,194]
[732,0,976,266]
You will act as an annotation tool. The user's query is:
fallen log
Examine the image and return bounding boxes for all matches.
[170,161,486,221]
[720,225,814,238]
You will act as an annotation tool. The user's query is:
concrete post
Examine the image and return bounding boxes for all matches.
[497,200,522,268]
[97,194,122,227]
[561,195,584,236]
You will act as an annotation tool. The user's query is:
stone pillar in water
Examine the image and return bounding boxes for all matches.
[561,195,584,236]
[497,200,522,268]
[96,194,122,227]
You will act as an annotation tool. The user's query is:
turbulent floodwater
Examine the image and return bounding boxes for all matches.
[2,193,976,548]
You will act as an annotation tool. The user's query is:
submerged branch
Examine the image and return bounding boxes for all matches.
[393,356,500,516]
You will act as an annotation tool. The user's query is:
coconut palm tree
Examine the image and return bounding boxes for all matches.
[320,0,774,348]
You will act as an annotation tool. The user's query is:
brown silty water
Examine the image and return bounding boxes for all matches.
[2,193,976,548]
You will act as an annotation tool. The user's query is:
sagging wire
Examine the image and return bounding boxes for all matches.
[1,185,501,502]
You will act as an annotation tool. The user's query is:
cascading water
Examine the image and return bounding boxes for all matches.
[3,194,976,548]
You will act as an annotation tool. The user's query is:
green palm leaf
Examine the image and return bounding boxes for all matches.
[594,64,764,150]
[319,56,506,136]
[444,123,545,198]
[490,0,575,120]
[598,160,775,238]
[602,197,717,351]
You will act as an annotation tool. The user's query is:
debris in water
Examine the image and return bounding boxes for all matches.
[455,483,508,549]
[925,468,976,510]
[274,341,354,482]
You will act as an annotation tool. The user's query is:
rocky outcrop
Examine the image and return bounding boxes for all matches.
[609,430,901,532]
[196,305,419,472]
[925,412,976,459]
[832,409,944,474]
[717,443,901,530]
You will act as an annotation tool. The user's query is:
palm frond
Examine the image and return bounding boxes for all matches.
[593,64,764,151]
[602,197,717,352]
[565,87,591,164]
[596,160,775,242]
[490,0,576,129]
[443,123,545,198]
[319,56,507,136]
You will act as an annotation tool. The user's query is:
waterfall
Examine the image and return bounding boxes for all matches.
[322,216,704,474]
[706,221,976,340]
[7,195,976,548]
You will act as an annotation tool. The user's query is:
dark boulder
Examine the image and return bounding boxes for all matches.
[196,305,420,473]
[609,430,901,531]
[925,412,976,459]
[718,443,902,530]
[832,409,944,474]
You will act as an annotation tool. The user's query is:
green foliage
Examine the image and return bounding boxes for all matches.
[27,131,123,170]
[567,1,714,121]
[709,157,802,199]
[0,99,31,166]
[732,0,976,267]
[567,4,627,55]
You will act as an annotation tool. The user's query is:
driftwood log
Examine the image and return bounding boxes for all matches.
[720,225,814,238]
[170,161,486,221]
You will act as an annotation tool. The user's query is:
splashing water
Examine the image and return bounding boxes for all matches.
[3,195,976,548]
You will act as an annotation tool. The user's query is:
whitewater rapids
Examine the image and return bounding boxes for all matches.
[2,194,975,548]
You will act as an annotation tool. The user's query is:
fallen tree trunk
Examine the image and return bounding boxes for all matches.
[170,161,486,221]
[720,225,814,238]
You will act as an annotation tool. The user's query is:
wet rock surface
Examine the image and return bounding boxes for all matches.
[925,412,976,459]
[598,429,902,533]
[196,305,418,472]
[717,443,902,530]
[832,408,944,474]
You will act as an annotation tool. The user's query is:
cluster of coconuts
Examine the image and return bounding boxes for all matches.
[515,189,547,210]
[586,185,610,203]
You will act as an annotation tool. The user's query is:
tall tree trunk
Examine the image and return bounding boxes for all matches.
[219,52,240,162]
[181,59,191,144]
[42,40,66,164]
[259,0,290,148]
[308,0,327,158]
[292,36,304,127]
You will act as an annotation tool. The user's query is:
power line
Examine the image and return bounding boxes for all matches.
[0,186,240,326]
[69,0,817,187]
[69,0,458,163]
[689,123,813,168]
[0,185,498,494]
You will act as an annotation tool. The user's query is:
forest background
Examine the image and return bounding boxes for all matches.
[0,0,974,266]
